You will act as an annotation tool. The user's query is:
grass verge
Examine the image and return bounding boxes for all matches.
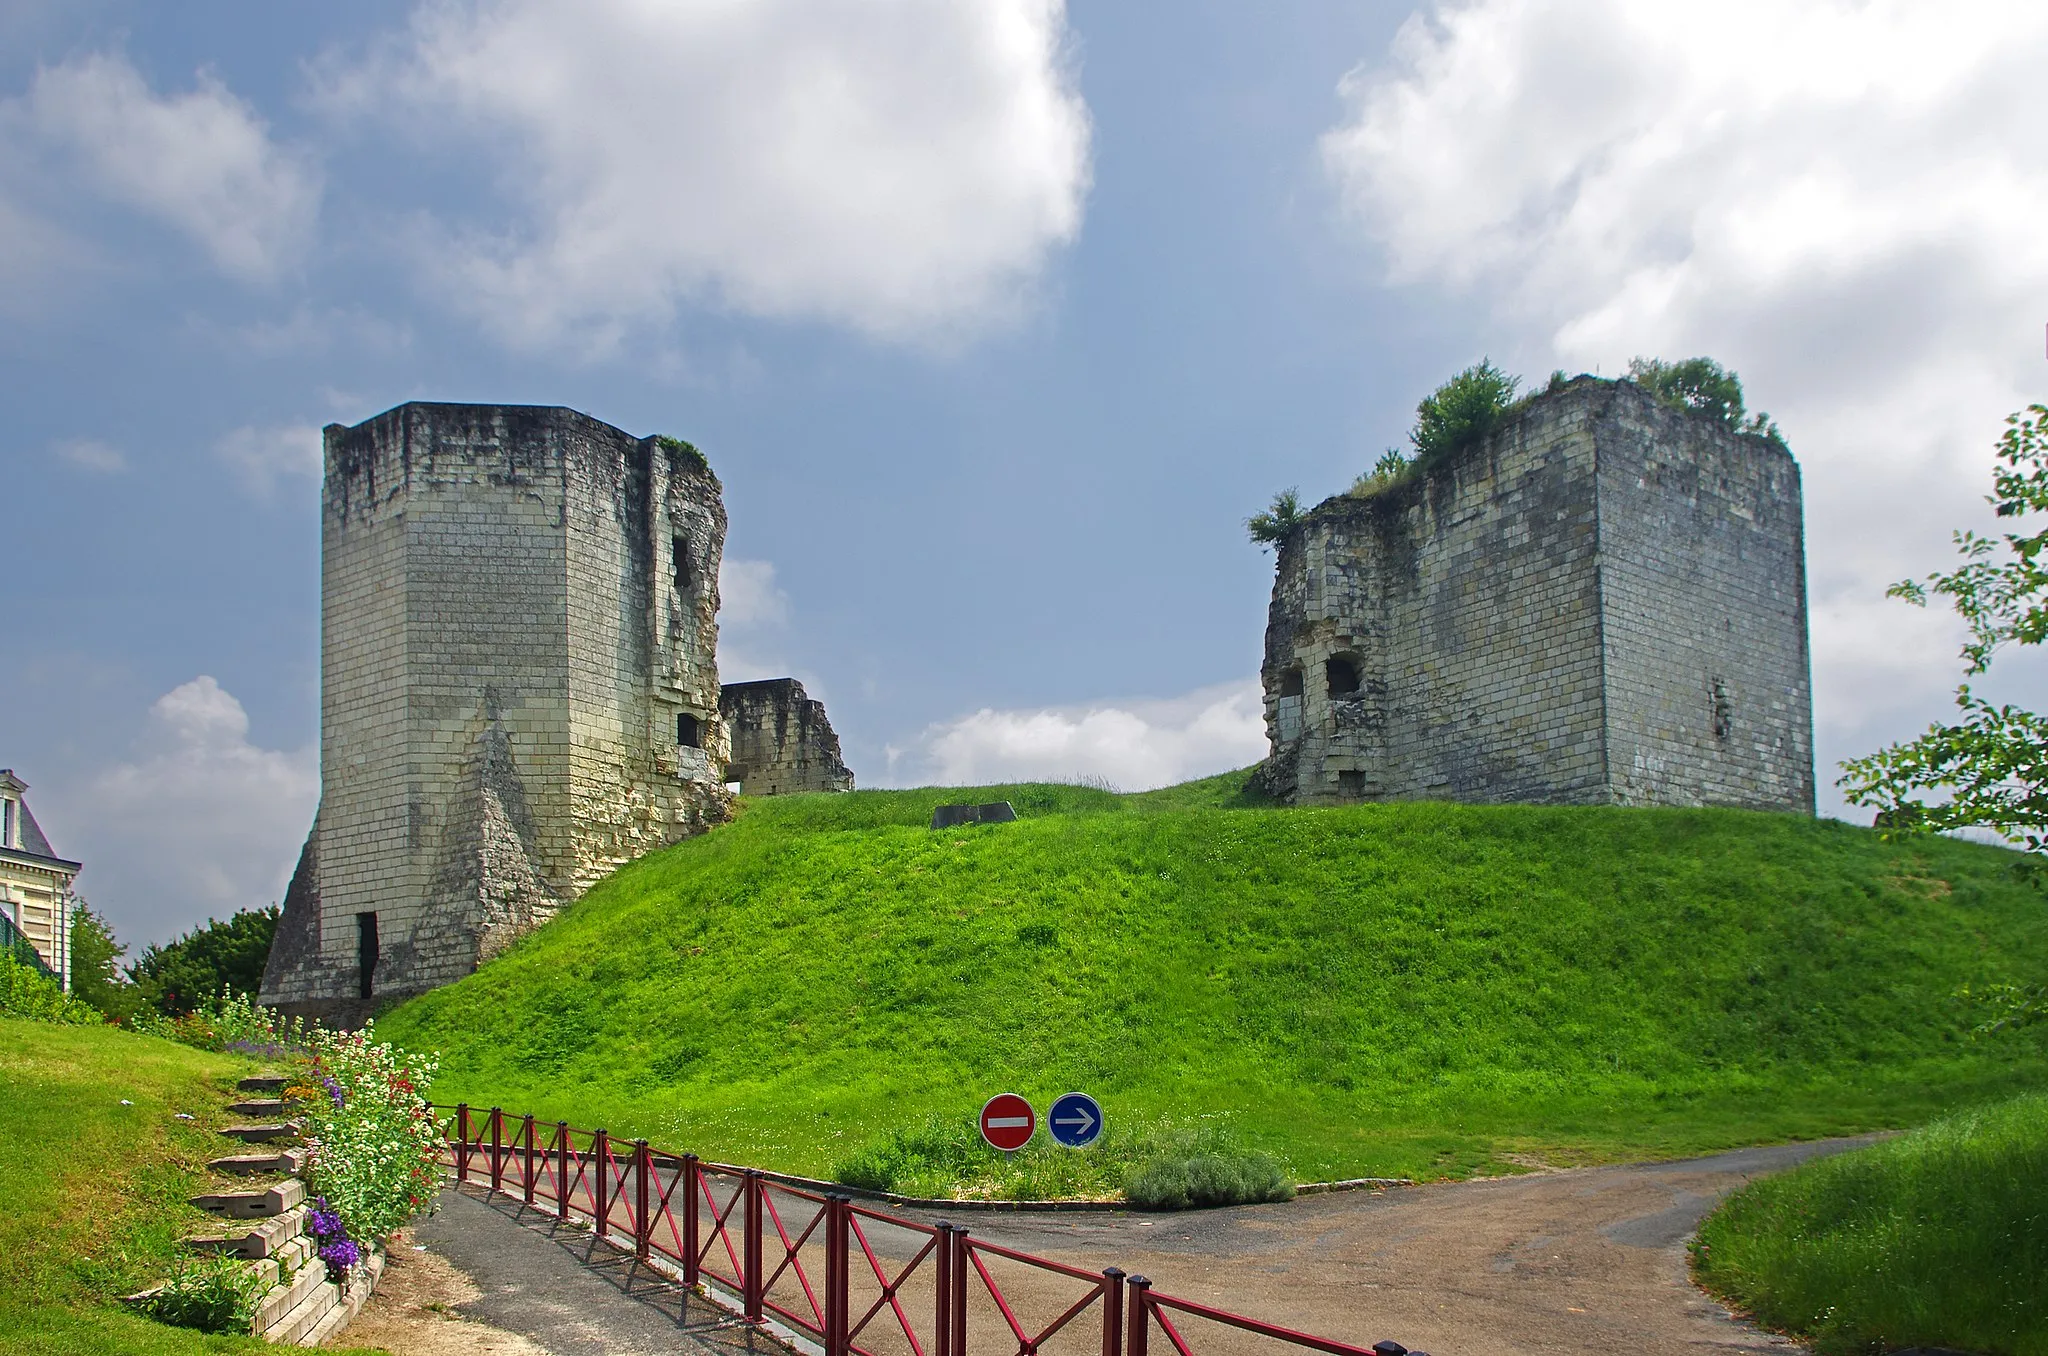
[1694,1091,2048,1356]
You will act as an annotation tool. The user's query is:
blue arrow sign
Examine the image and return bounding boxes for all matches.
[1046,1092,1104,1149]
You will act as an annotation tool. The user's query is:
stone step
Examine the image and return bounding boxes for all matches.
[209,1148,306,1176]
[227,1099,288,1118]
[237,1075,288,1095]
[250,1257,328,1336]
[191,1177,305,1220]
[300,1288,352,1347]
[182,1204,306,1260]
[272,1235,314,1272]
[266,1276,338,1346]
[220,1123,300,1144]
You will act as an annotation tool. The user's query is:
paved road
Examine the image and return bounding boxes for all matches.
[389,1138,1877,1356]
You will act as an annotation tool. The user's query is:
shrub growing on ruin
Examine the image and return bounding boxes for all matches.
[1626,356,1784,444]
[1245,488,1304,545]
[1409,359,1521,468]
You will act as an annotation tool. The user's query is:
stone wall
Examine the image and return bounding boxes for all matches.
[1254,377,1812,811]
[720,678,855,795]
[263,404,734,1019]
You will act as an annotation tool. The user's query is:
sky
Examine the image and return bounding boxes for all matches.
[3,0,2045,950]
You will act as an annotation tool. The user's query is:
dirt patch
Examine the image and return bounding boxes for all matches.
[342,1230,548,1355]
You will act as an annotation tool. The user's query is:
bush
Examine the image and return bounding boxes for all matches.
[141,1253,268,1334]
[129,984,309,1058]
[0,952,103,1025]
[1245,488,1304,546]
[1410,360,1520,468]
[1694,1093,2048,1355]
[69,900,143,1022]
[1124,1150,1294,1210]
[301,1023,443,1245]
[1626,356,1784,444]
[129,907,278,1017]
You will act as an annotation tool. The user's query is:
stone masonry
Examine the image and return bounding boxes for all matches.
[263,403,736,1021]
[1254,377,1813,811]
[720,678,855,795]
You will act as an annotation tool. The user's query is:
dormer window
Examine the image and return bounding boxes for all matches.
[1,798,13,850]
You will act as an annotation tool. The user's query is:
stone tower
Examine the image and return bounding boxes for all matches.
[262,403,734,1021]
[720,678,855,795]
[1255,377,1813,811]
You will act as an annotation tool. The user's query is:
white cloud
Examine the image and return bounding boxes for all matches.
[1319,0,2048,817]
[887,679,1267,791]
[323,0,1091,348]
[718,558,790,629]
[25,52,319,280]
[216,423,322,496]
[75,677,317,945]
[52,437,126,474]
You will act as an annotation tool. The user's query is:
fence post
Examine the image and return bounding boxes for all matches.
[1101,1266,1126,1356]
[682,1154,700,1286]
[825,1194,850,1356]
[554,1122,570,1218]
[1127,1276,1151,1356]
[455,1105,471,1183]
[634,1140,652,1261]
[950,1227,969,1356]
[489,1108,504,1192]
[743,1170,764,1321]
[593,1130,610,1240]
[522,1115,537,1205]
[933,1223,953,1356]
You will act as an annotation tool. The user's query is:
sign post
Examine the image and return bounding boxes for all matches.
[1046,1092,1104,1149]
[978,1093,1036,1153]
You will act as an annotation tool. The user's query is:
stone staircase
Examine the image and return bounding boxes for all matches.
[130,1074,384,1345]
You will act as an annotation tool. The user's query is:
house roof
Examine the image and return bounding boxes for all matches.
[0,770,81,873]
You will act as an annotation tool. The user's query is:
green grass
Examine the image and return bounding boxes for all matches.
[377,771,2048,1193]
[1694,1092,2048,1355]
[0,1020,377,1355]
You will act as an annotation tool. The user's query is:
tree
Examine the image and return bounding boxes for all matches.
[129,905,280,1016]
[1625,356,1784,445]
[1245,488,1304,546]
[68,898,141,1020]
[1410,360,1520,468]
[1839,405,2048,855]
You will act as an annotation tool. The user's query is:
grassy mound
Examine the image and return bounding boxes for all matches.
[378,772,2048,1192]
[0,1020,316,1354]
[1695,1092,2048,1355]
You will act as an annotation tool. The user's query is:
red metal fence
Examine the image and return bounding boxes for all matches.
[440,1104,1425,1356]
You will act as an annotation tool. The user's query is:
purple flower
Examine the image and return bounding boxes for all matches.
[319,1237,362,1272]
[320,1076,345,1109]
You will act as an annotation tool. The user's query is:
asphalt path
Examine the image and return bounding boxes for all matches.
[401,1137,1878,1356]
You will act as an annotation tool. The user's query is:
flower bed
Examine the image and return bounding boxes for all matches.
[297,1022,443,1261]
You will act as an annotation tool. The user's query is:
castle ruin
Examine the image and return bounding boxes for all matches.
[1255,377,1814,810]
[262,402,849,1021]
[721,679,855,795]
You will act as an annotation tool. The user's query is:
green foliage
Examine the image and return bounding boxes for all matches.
[1245,488,1304,546]
[140,1254,267,1334]
[1347,448,1413,499]
[129,907,278,1017]
[1841,406,2048,853]
[654,434,711,476]
[0,951,102,1024]
[70,900,143,1022]
[1625,356,1784,444]
[1409,359,1520,468]
[832,1108,1290,1206]
[129,985,310,1058]
[378,773,2048,1193]
[1694,1092,2048,1355]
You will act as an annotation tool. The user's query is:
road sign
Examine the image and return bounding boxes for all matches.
[1046,1092,1104,1148]
[979,1093,1035,1152]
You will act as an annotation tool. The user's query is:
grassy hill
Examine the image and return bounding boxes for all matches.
[378,772,2048,1190]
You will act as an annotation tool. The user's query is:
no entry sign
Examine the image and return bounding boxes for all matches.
[979,1092,1036,1151]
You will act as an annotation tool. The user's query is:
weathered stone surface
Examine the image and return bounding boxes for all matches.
[929,802,1017,829]
[262,404,735,1019]
[719,677,854,795]
[1253,377,1813,811]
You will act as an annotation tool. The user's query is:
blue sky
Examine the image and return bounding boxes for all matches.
[4,0,2044,947]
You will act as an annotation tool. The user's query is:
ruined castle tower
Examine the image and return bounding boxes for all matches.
[719,678,855,795]
[1256,377,1813,811]
[262,403,734,1020]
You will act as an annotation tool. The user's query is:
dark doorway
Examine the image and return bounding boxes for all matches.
[356,912,379,1000]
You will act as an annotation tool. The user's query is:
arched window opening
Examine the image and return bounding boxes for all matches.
[1326,656,1361,696]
